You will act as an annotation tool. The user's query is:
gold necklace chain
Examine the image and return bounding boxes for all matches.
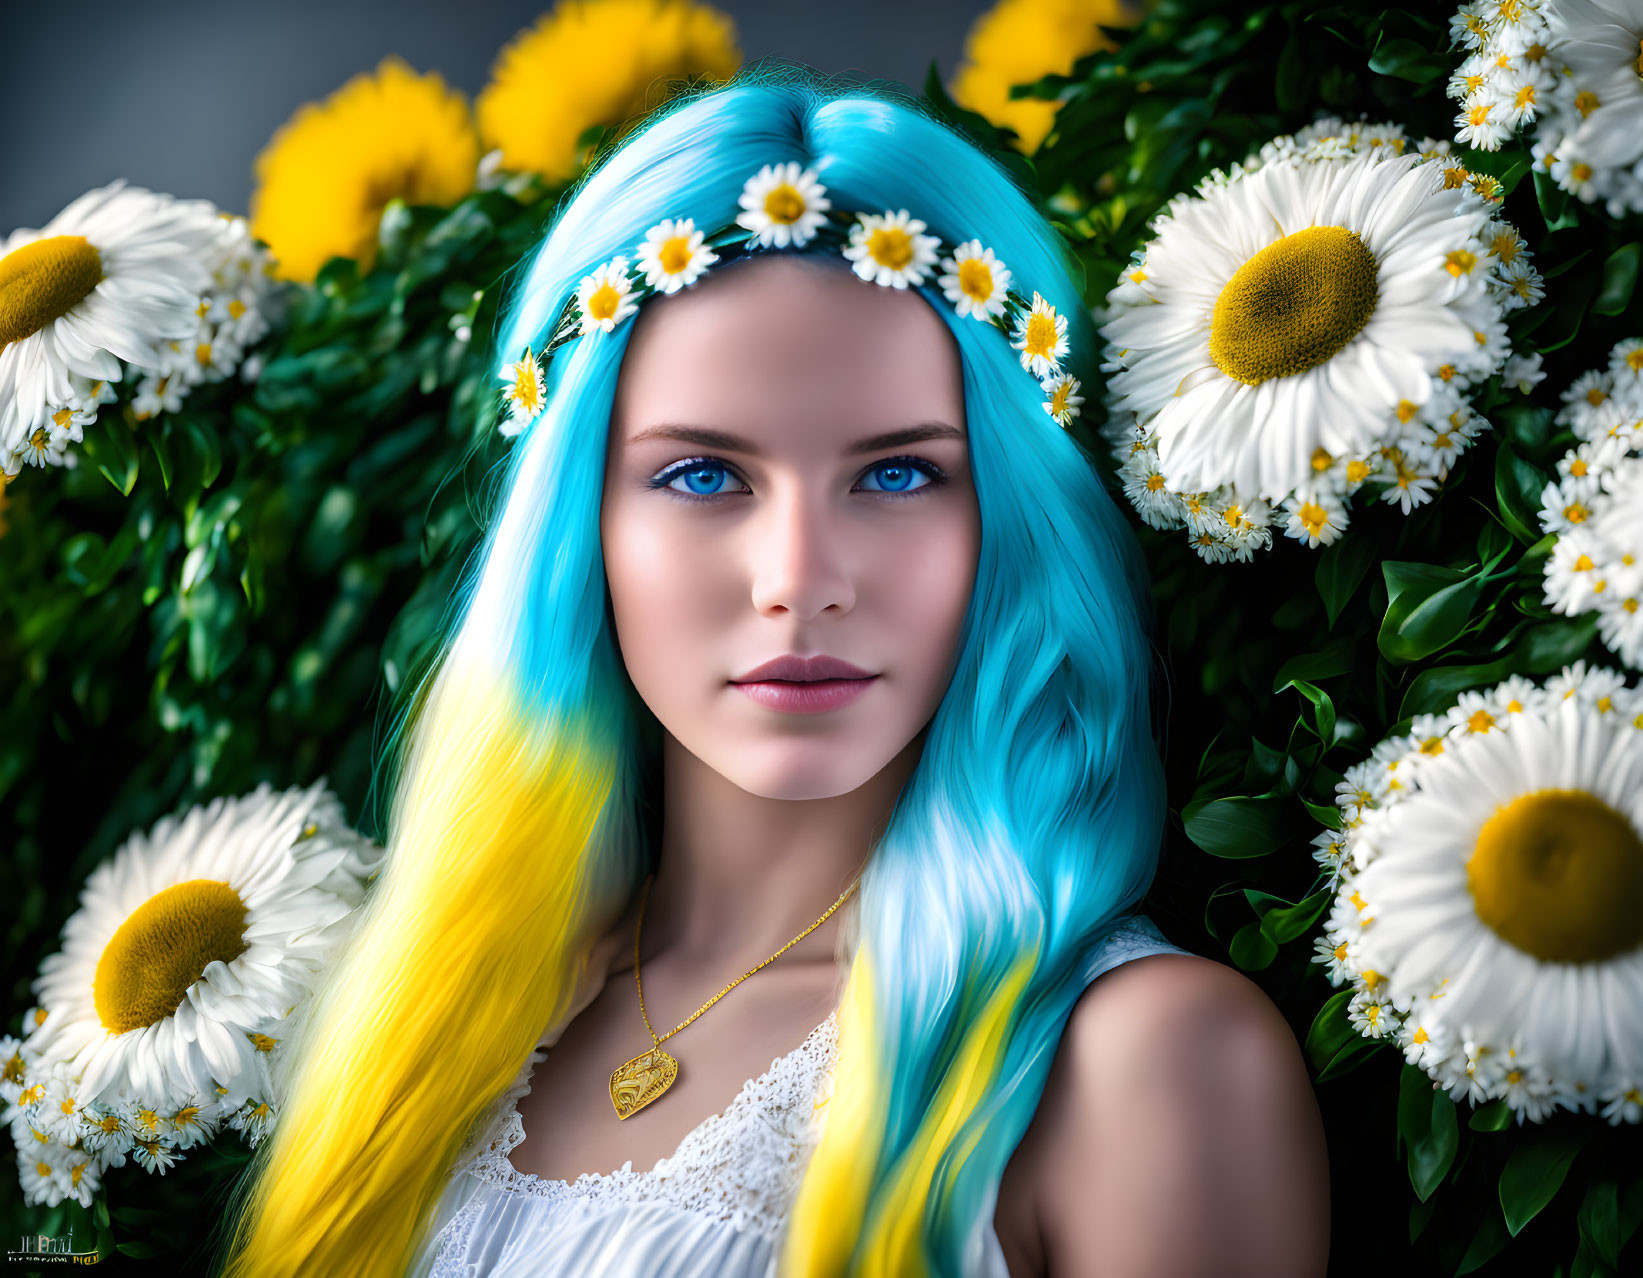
[606,870,860,1121]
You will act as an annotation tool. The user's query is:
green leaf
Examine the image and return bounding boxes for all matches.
[1468,1097,1513,1131]
[1367,36,1446,83]
[1398,1063,1459,1201]
[1278,678,1336,748]
[1578,1178,1621,1271]
[1500,1129,1589,1236]
[1272,637,1359,691]
[1315,1032,1383,1083]
[79,414,142,496]
[1534,169,1576,231]
[1229,919,1278,969]
[1315,533,1378,626]
[116,1240,166,1258]
[1494,442,1550,547]
[1274,30,1311,112]
[1305,988,1356,1073]
[1400,657,1517,720]
[1259,886,1332,944]
[1181,795,1293,858]
[1456,1208,1512,1274]
[1593,243,1641,317]
[1378,562,1484,665]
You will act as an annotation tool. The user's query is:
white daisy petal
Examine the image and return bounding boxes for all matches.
[20,780,382,1137]
[1099,138,1532,560]
[1323,668,1643,1121]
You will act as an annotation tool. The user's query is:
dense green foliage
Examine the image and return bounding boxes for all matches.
[5,3,1641,1270]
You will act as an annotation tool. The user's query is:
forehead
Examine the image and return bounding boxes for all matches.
[610,253,965,446]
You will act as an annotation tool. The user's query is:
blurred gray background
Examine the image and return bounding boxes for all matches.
[3,0,992,232]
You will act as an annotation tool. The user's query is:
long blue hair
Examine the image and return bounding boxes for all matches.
[215,60,1166,1278]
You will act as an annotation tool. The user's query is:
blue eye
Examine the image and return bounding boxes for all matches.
[650,455,945,504]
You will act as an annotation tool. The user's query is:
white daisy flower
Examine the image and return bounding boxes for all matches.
[498,345,547,437]
[131,370,187,423]
[1010,291,1069,379]
[1501,350,1546,393]
[0,1036,30,1108]
[1601,1084,1643,1125]
[841,209,941,290]
[225,1096,277,1148]
[1311,933,1351,982]
[1319,667,1643,1123]
[735,162,831,250]
[1496,258,1545,310]
[1118,445,1189,531]
[1348,985,1398,1038]
[34,1061,91,1144]
[635,218,719,295]
[574,255,640,337]
[0,180,220,461]
[129,1132,183,1175]
[1098,143,1529,560]
[936,239,1011,321]
[1539,344,1643,669]
[1283,488,1350,549]
[1611,337,1643,386]
[22,780,383,1116]
[77,1099,137,1160]
[1039,372,1083,428]
[163,1090,225,1150]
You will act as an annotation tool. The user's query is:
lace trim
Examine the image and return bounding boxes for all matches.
[466,1011,839,1237]
[433,913,1188,1268]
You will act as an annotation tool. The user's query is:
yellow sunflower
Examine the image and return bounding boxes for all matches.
[950,0,1145,153]
[251,55,480,285]
[476,0,742,185]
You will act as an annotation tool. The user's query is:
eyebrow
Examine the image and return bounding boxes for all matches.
[627,421,966,456]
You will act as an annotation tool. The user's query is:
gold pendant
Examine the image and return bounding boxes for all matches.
[610,1044,678,1120]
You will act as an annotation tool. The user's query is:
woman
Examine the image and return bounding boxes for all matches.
[214,64,1329,1278]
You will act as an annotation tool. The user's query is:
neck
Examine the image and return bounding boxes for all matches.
[628,728,924,976]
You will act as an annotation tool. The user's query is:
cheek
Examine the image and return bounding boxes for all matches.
[871,517,978,676]
[603,500,728,681]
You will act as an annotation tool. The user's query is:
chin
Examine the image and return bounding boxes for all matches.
[715,744,888,802]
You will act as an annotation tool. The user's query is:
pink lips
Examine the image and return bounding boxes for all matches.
[734,678,878,713]
[729,653,879,715]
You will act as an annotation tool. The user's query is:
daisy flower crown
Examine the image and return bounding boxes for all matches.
[497,160,1085,437]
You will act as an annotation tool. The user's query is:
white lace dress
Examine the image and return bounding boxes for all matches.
[408,914,1190,1278]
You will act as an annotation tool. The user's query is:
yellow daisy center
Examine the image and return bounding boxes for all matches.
[1575,91,1601,118]
[1296,500,1330,536]
[1050,381,1073,415]
[93,880,249,1033]
[1636,38,1643,80]
[762,184,806,225]
[868,227,914,271]
[0,235,104,349]
[958,257,995,303]
[511,360,541,410]
[1024,309,1059,360]
[1468,788,1643,962]
[659,235,694,275]
[1208,226,1379,386]
[586,282,622,323]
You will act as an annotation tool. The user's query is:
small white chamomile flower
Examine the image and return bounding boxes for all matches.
[735,162,831,250]
[636,218,720,295]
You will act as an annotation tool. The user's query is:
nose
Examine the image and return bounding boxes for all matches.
[747,476,858,619]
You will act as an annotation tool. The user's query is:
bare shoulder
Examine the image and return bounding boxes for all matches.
[1011,952,1331,1278]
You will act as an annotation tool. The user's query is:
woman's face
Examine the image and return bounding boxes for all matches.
[600,252,981,801]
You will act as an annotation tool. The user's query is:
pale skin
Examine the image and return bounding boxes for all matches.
[509,253,1331,1276]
